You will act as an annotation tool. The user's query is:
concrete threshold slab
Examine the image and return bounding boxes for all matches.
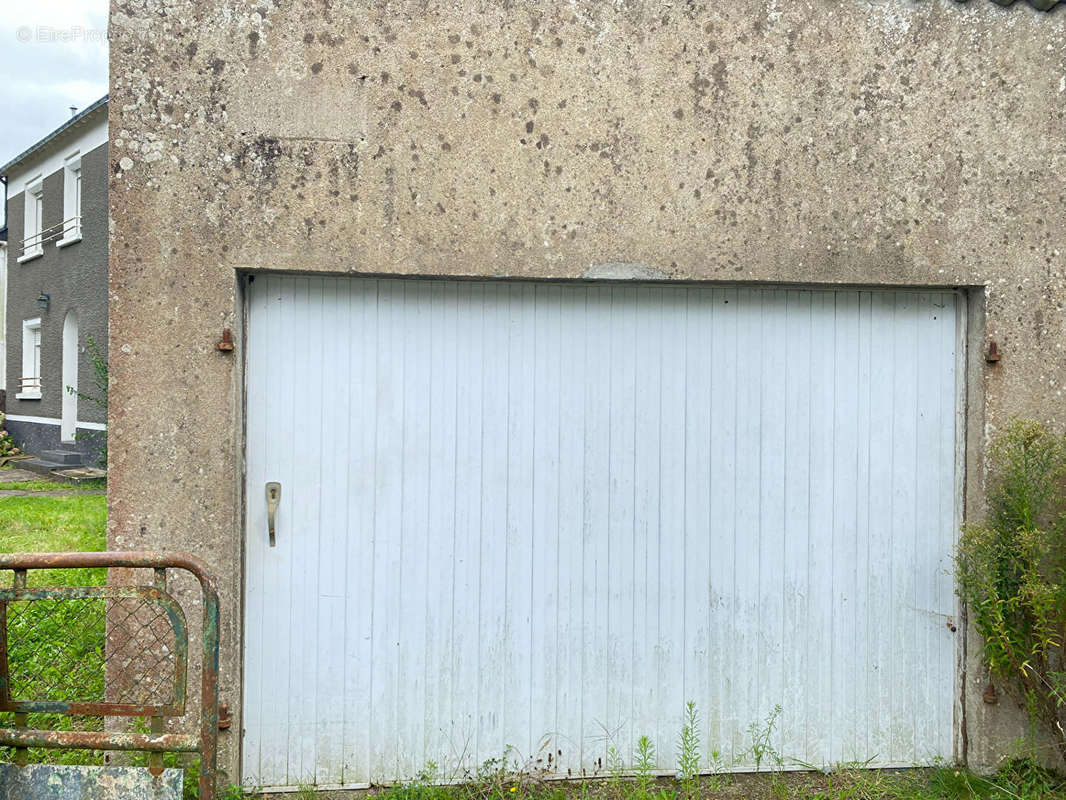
[0,763,183,799]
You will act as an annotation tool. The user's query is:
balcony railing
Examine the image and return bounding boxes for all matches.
[17,376,41,396]
[19,216,81,258]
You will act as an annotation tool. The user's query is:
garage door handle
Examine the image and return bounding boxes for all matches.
[265,482,281,547]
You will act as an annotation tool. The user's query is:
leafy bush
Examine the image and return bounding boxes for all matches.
[957,419,1066,763]
[0,412,22,458]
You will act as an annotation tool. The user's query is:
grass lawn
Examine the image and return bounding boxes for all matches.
[0,493,108,768]
[0,494,107,556]
[0,493,107,587]
[0,478,107,493]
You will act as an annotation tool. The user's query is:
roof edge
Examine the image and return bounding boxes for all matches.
[0,95,108,177]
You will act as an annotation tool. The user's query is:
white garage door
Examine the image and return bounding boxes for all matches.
[242,276,960,789]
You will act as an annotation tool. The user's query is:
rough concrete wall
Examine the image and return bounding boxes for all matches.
[6,141,109,425]
[109,0,1066,782]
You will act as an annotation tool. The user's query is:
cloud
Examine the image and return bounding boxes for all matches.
[0,0,108,167]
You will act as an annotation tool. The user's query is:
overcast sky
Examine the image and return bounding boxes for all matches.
[0,0,108,167]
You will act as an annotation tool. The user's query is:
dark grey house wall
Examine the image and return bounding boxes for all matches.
[3,418,103,464]
[5,140,108,447]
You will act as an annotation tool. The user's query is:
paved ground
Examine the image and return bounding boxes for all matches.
[0,467,106,497]
[1,468,42,482]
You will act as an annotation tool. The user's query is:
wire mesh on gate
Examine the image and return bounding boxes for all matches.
[5,595,179,708]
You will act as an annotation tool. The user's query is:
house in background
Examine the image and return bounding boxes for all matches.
[1,96,108,468]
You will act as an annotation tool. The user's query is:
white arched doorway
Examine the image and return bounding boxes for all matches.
[61,311,78,443]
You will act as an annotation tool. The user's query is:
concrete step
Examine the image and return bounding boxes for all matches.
[38,450,83,466]
[17,459,77,476]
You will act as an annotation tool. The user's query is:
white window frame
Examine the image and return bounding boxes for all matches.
[57,152,82,247]
[17,317,42,400]
[18,177,44,263]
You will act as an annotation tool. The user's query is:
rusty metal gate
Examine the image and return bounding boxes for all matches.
[0,552,220,799]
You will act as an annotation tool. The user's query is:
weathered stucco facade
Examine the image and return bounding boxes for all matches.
[109,0,1066,786]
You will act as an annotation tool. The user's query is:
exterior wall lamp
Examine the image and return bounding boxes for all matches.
[36,292,50,311]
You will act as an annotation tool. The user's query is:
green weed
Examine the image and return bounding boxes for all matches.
[633,735,656,800]
[745,704,784,773]
[706,746,728,791]
[607,742,626,792]
[676,701,701,799]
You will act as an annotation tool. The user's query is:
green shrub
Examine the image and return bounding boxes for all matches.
[957,419,1066,763]
[0,413,22,458]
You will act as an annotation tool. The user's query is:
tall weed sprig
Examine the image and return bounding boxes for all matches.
[676,701,701,798]
[745,704,783,772]
[633,736,656,800]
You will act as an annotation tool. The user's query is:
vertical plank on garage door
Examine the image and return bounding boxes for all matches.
[241,275,268,783]
[938,293,960,760]
[531,284,562,769]
[731,288,761,761]
[424,281,458,769]
[830,291,861,764]
[707,286,738,761]
[781,289,812,765]
[477,281,507,769]
[314,276,347,782]
[851,291,874,764]
[244,279,960,787]
[556,284,585,770]
[891,293,920,759]
[259,274,297,785]
[287,277,319,783]
[757,289,787,756]
[342,278,377,783]
[451,280,484,774]
[633,286,662,751]
[369,280,401,776]
[659,288,687,750]
[682,287,712,759]
[866,290,896,763]
[912,292,938,759]
[504,283,535,760]
[582,284,611,771]
[606,286,637,757]
[804,289,835,764]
